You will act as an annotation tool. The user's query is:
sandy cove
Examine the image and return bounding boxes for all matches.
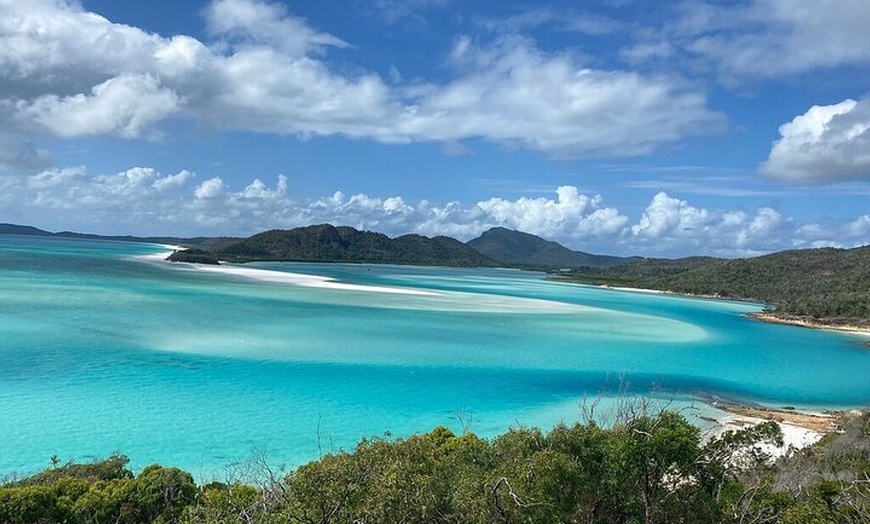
[701,404,861,458]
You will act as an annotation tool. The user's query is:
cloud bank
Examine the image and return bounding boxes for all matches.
[0,0,720,158]
[3,166,867,257]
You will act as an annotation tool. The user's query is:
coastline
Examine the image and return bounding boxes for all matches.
[701,403,855,457]
[141,253,865,451]
[139,249,442,296]
[712,403,844,433]
[589,283,870,342]
[748,312,870,339]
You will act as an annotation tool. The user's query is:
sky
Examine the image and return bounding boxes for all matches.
[0,0,869,257]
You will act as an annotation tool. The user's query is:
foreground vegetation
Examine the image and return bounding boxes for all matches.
[3,410,867,523]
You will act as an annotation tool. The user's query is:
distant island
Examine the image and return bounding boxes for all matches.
[3,222,868,330]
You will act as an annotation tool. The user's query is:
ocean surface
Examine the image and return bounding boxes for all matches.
[1,235,868,479]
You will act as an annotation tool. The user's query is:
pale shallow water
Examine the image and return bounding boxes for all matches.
[1,235,868,479]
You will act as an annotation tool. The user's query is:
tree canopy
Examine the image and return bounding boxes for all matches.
[3,410,867,523]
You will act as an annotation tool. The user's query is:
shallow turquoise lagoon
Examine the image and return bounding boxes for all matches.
[1,235,868,478]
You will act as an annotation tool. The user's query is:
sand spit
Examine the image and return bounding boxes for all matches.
[749,312,870,340]
[141,251,442,296]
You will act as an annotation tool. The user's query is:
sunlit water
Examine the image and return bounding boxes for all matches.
[1,235,868,479]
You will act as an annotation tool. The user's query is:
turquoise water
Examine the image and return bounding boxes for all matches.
[1,235,868,479]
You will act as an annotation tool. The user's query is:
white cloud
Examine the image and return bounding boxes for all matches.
[631,192,710,239]
[399,36,722,157]
[195,177,225,199]
[677,0,870,78]
[153,170,194,192]
[474,185,628,239]
[27,166,87,189]
[241,175,288,199]
[205,0,349,54]
[0,0,166,97]
[844,215,870,238]
[629,192,795,255]
[16,74,180,138]
[760,98,870,183]
[2,165,868,256]
[0,0,719,160]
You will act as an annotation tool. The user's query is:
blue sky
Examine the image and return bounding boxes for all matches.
[1,0,869,256]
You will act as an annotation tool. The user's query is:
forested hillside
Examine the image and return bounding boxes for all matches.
[467,227,633,268]
[560,246,870,327]
[1,410,867,524]
[200,224,497,267]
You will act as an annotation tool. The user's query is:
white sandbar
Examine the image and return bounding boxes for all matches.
[603,286,665,294]
[198,264,442,296]
[140,251,441,296]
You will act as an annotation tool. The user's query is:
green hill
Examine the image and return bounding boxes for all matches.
[0,222,219,247]
[0,223,54,236]
[467,227,632,268]
[212,224,496,267]
[561,246,870,326]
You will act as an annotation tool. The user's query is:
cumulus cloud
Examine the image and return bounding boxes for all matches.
[628,192,795,255]
[2,164,868,256]
[0,0,719,160]
[472,186,628,238]
[194,177,225,199]
[760,98,870,183]
[16,74,180,138]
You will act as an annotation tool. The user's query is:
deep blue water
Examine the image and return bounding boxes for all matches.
[1,235,868,478]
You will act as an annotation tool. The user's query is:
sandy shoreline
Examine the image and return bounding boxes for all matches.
[699,404,852,457]
[600,285,664,294]
[748,312,870,339]
[140,250,442,296]
[593,284,870,341]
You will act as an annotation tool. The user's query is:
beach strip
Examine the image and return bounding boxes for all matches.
[139,250,442,296]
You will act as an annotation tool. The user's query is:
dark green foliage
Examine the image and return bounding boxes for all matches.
[213,224,497,266]
[3,416,868,523]
[467,226,633,268]
[0,457,195,524]
[561,246,870,325]
[166,249,221,265]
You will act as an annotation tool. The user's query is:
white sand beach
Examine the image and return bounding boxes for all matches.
[197,263,443,296]
[602,285,665,294]
[137,251,613,315]
[141,250,442,296]
[704,412,825,458]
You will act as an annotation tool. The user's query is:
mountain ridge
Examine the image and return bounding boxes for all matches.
[466,226,635,268]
